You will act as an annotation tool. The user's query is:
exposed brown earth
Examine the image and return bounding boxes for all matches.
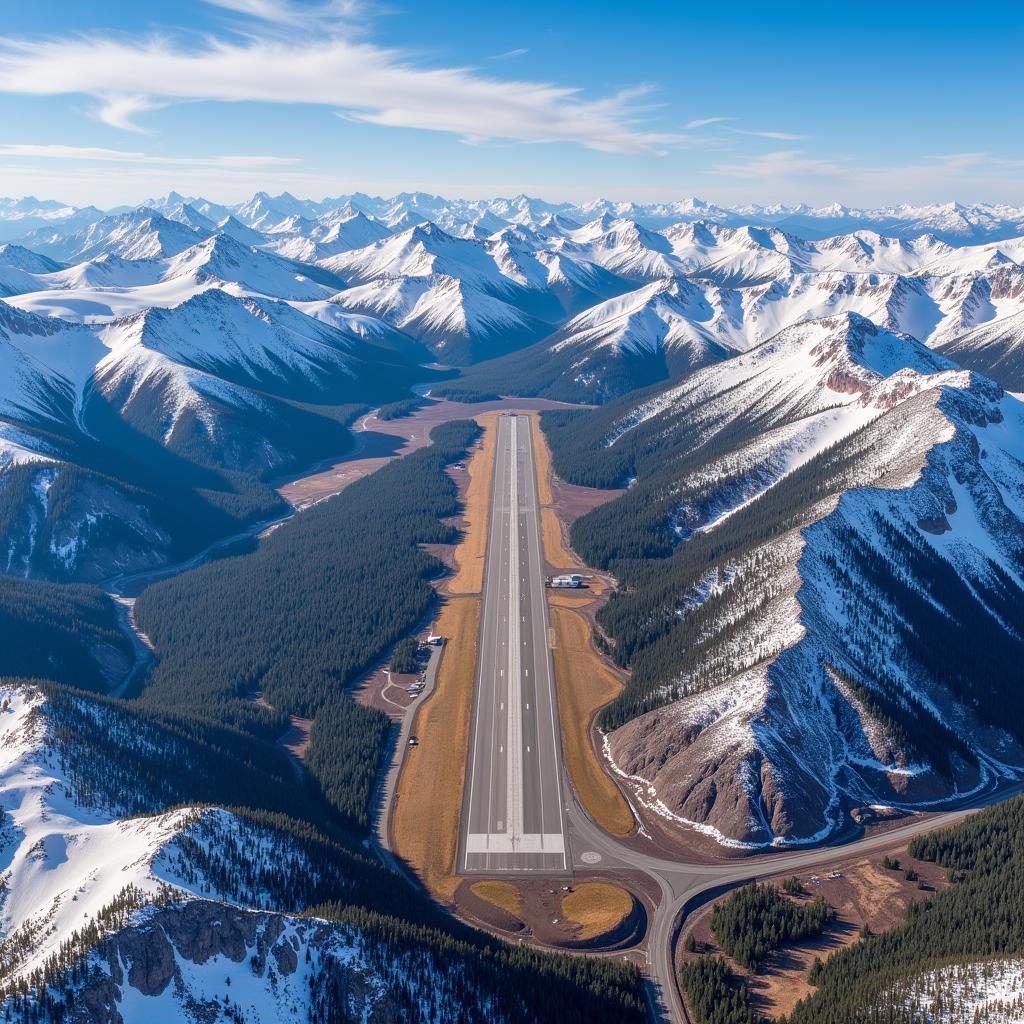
[447,412,499,595]
[250,691,311,767]
[679,839,952,1019]
[453,875,648,952]
[277,398,576,510]
[391,595,480,902]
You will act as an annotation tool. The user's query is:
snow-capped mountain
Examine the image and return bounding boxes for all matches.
[548,312,1024,845]
[333,273,550,363]
[441,223,1024,402]
[0,680,613,1023]
[6,232,344,321]
[17,208,211,263]
[937,309,1024,392]
[0,289,430,579]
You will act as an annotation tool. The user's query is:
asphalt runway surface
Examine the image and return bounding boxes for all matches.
[461,413,568,873]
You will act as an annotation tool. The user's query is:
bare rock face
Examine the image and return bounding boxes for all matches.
[58,902,376,1024]
[54,899,527,1024]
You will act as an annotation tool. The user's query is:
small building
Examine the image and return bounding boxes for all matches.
[551,574,583,588]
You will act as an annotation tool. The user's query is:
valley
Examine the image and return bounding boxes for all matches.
[3,187,1024,1024]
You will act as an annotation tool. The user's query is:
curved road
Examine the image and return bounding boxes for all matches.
[562,779,1023,1023]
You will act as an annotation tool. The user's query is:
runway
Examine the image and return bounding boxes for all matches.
[460,413,568,873]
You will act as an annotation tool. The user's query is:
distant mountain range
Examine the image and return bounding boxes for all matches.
[2,191,1024,581]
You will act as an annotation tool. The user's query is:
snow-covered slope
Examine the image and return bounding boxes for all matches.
[937,309,1024,391]
[6,232,340,322]
[0,681,609,1024]
[333,273,550,363]
[0,288,427,578]
[0,684,313,984]
[16,208,210,263]
[553,314,1024,845]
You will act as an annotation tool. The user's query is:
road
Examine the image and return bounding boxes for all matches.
[460,413,568,873]
[561,781,1024,1023]
[373,641,444,876]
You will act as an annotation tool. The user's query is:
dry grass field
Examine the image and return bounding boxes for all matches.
[529,413,632,837]
[561,882,635,940]
[549,604,634,836]
[446,411,498,595]
[470,880,524,917]
[391,595,480,901]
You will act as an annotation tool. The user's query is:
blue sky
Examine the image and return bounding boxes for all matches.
[0,0,1021,208]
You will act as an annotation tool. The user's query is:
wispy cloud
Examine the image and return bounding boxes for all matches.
[0,26,680,154]
[202,0,365,28]
[0,143,300,168]
[723,126,808,141]
[683,116,732,129]
[714,149,846,179]
[489,48,528,60]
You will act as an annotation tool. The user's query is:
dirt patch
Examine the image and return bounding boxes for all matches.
[391,596,480,902]
[550,604,633,837]
[471,880,523,918]
[280,716,312,762]
[250,691,312,767]
[276,397,576,510]
[445,412,498,595]
[527,413,632,837]
[680,844,952,1019]
[550,473,625,526]
[561,882,636,942]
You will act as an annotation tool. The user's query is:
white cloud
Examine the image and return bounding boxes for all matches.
[489,48,528,60]
[0,31,681,154]
[202,0,365,28]
[683,116,732,129]
[723,127,807,141]
[93,94,167,132]
[706,150,1024,206]
[0,143,300,168]
[714,149,846,179]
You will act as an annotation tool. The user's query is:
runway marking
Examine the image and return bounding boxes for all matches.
[506,413,525,848]
[465,833,564,854]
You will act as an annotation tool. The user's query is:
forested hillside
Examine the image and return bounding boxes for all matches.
[540,315,1024,845]
[133,419,480,830]
[780,798,1024,1023]
[0,681,645,1023]
[680,799,1024,1024]
[0,577,131,691]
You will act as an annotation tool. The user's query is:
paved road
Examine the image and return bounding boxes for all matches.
[373,641,444,874]
[460,413,568,873]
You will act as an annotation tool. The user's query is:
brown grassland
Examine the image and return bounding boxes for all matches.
[561,882,635,940]
[391,595,480,901]
[529,414,633,836]
[470,880,524,917]
[549,603,634,836]
[446,411,498,595]
[390,412,500,900]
